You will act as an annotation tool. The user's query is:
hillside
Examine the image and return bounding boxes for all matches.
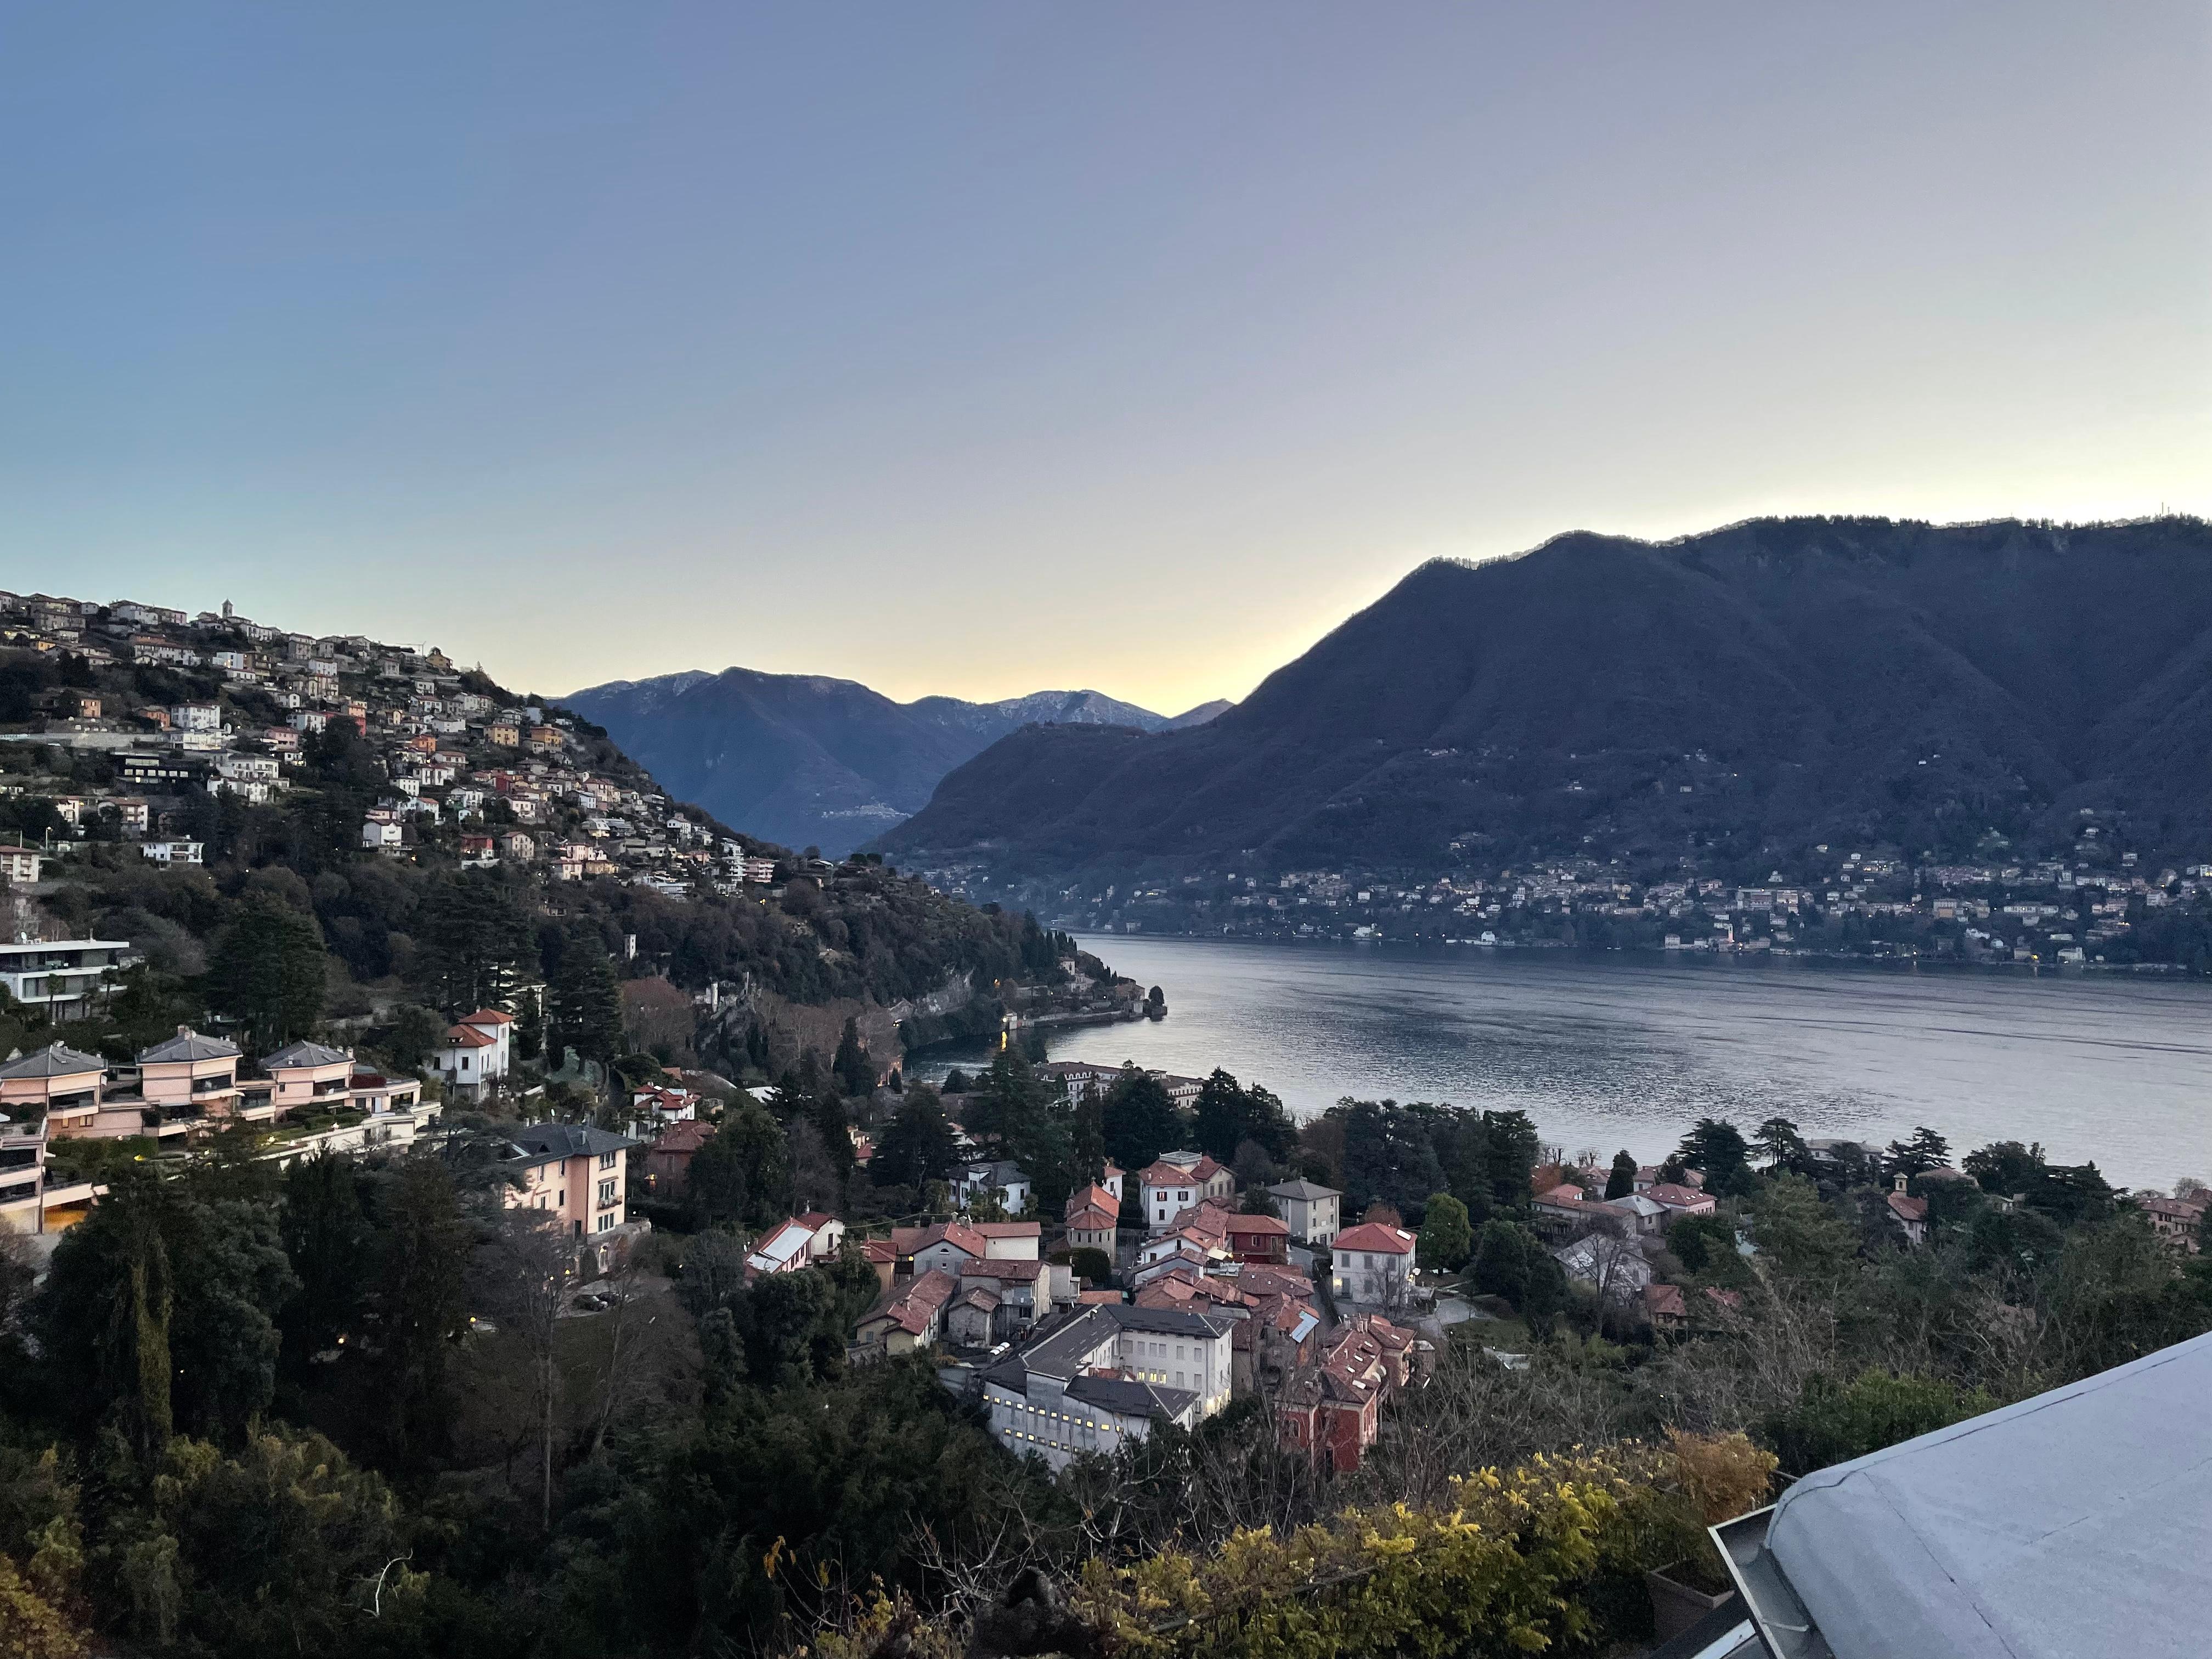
[564,665,1226,856]
[880,516,2212,886]
[0,589,1099,1083]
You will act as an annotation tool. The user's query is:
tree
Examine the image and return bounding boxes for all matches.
[514,986,544,1063]
[1604,1150,1637,1200]
[1101,1069,1183,1173]
[1673,1118,1755,1197]
[1884,1126,1951,1179]
[1470,1218,1531,1305]
[832,1017,874,1097]
[1753,1116,1810,1173]
[1068,1246,1113,1284]
[550,926,623,1068]
[415,871,533,1012]
[383,1004,446,1074]
[1193,1070,1297,1165]
[473,1210,572,1530]
[1418,1193,1473,1271]
[1963,1139,2046,1197]
[364,1156,471,1475]
[276,1153,369,1386]
[689,1098,792,1230]
[205,897,326,1050]
[871,1088,958,1190]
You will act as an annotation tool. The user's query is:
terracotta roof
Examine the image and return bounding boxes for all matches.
[652,1120,714,1154]
[1647,1183,1713,1207]
[890,1221,988,1260]
[972,1221,1041,1239]
[443,1024,498,1049]
[462,1008,514,1025]
[1331,1222,1415,1255]
[1888,1190,1929,1222]
[1228,1212,1290,1235]
[866,1269,957,1336]
[861,1238,895,1263]
[958,1257,1043,1283]
[1065,1181,1120,1220]
[1065,1204,1119,1232]
[1645,1283,1688,1320]
[1077,1288,1125,1305]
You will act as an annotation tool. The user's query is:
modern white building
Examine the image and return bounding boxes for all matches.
[979,1302,1234,1470]
[0,938,132,1019]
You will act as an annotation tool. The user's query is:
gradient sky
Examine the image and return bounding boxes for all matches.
[3,5,2208,714]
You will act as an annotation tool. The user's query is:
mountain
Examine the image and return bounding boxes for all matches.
[562,668,1222,856]
[878,515,2212,882]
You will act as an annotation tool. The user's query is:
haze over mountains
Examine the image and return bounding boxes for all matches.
[879,516,2212,884]
[563,666,1227,856]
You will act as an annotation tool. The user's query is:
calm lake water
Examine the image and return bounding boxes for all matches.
[915,938,2212,1190]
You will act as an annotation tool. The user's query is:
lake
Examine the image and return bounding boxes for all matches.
[913,938,2212,1190]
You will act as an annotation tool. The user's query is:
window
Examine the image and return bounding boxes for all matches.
[599,1151,617,1169]
[597,1178,617,1206]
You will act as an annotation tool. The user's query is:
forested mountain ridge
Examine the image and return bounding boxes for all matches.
[563,665,1227,857]
[880,516,2212,882]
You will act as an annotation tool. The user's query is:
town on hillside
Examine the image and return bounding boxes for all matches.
[916,832,2212,970]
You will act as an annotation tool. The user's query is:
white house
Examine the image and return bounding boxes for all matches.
[1328,1221,1418,1305]
[138,841,204,867]
[746,1211,848,1278]
[1137,1152,1233,1232]
[434,1009,513,1099]
[955,1159,1031,1213]
[1266,1178,1342,1245]
[168,703,222,733]
[362,821,403,851]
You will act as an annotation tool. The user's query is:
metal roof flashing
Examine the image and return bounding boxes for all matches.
[1711,1508,1832,1659]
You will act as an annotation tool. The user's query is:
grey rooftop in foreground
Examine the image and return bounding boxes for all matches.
[1714,1329,2212,1658]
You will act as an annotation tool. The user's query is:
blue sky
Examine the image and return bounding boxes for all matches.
[3,4,2207,711]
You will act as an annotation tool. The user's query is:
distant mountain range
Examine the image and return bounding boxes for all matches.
[561,667,1227,855]
[879,516,2212,883]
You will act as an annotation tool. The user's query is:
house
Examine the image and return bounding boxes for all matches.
[0,847,39,887]
[979,1302,1234,1470]
[946,1284,1002,1348]
[1064,1181,1120,1251]
[953,1257,1065,1336]
[747,1212,848,1278]
[854,1269,957,1359]
[1266,1178,1342,1244]
[972,1220,1042,1260]
[362,820,404,851]
[434,1009,512,1099]
[1225,1210,1291,1263]
[261,1038,355,1120]
[498,1122,636,1243]
[501,831,537,862]
[1887,1177,1929,1247]
[643,1119,714,1197]
[0,1114,100,1236]
[1646,1182,1718,1224]
[139,840,205,866]
[137,1026,241,1130]
[1277,1313,1423,1474]
[1328,1220,1418,1305]
[891,1220,990,1277]
[0,1042,108,1139]
[1137,1152,1234,1231]
[954,1158,1031,1214]
[0,938,131,1020]
[2135,1192,2207,1254]
[1551,1232,1655,1303]
[1644,1281,1689,1334]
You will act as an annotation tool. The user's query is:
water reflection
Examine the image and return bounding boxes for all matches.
[910,939,2212,1188]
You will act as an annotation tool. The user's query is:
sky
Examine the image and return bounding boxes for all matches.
[3,5,2208,714]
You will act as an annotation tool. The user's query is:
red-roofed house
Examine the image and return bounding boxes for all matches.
[892,1221,989,1277]
[1329,1221,1418,1305]
[1886,1180,1929,1248]
[746,1211,848,1279]
[644,1119,714,1197]
[1226,1210,1290,1264]
[434,1008,514,1100]
[1065,1182,1120,1252]
[855,1269,957,1358]
[1137,1152,1233,1231]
